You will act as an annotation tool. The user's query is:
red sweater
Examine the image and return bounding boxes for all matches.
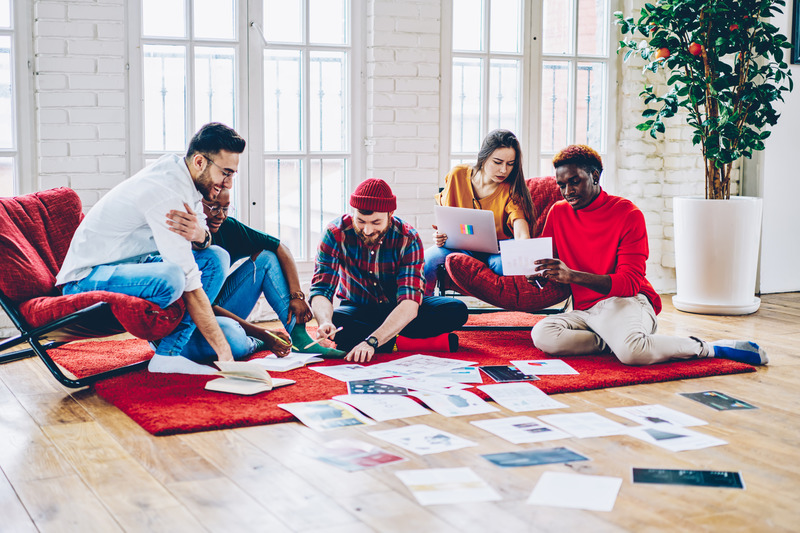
[540,190,662,314]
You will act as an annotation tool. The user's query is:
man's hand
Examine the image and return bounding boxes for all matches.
[432,224,447,248]
[288,298,313,325]
[534,258,573,284]
[315,321,338,340]
[346,341,376,363]
[167,202,206,243]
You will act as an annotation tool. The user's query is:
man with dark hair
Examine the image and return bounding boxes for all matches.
[309,178,469,362]
[57,122,246,375]
[529,144,767,367]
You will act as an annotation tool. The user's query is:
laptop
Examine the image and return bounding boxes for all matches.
[434,205,499,253]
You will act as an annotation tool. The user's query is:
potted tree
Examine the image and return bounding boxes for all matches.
[615,0,793,314]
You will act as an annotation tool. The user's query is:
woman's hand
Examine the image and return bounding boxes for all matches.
[258,328,292,357]
[432,224,447,247]
[288,298,313,325]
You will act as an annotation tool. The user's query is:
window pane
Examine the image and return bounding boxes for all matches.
[451,158,472,169]
[310,51,346,152]
[143,45,187,151]
[575,62,605,150]
[451,57,482,154]
[264,49,301,152]
[143,0,185,38]
[577,0,608,56]
[0,0,10,28]
[195,46,236,129]
[309,0,346,45]
[0,157,13,196]
[452,0,483,52]
[310,158,346,257]
[489,0,521,53]
[542,0,572,55]
[540,60,571,153]
[264,0,302,43]
[265,158,302,257]
[0,36,12,149]
[539,157,554,177]
[488,58,520,133]
[194,0,235,40]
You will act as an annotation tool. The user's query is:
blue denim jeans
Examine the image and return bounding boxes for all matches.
[62,246,230,357]
[181,250,293,361]
[423,245,504,295]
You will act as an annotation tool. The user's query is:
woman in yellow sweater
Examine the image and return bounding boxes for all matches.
[424,129,535,295]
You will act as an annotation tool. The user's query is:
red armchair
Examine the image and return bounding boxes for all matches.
[0,187,184,387]
[436,176,571,326]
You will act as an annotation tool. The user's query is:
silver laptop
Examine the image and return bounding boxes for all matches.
[434,205,499,253]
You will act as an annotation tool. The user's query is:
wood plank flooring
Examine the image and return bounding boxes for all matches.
[1,293,798,532]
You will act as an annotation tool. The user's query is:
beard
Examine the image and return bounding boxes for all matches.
[194,167,219,201]
[354,224,389,247]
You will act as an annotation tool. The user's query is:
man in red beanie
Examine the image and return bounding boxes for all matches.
[309,178,468,362]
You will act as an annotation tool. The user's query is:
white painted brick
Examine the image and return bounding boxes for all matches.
[97,124,127,139]
[416,62,440,78]
[368,108,394,123]
[370,154,417,169]
[39,108,69,124]
[37,91,96,107]
[39,174,71,190]
[395,139,438,153]
[71,174,124,190]
[68,107,125,124]
[96,23,125,39]
[395,17,440,34]
[35,38,66,55]
[369,92,417,108]
[69,141,126,156]
[395,77,439,93]
[39,142,69,157]
[369,61,419,78]
[68,39,125,56]
[35,73,68,90]
[369,123,418,138]
[97,92,125,107]
[37,56,96,73]
[369,77,395,92]
[417,155,439,169]
[35,2,68,20]
[394,107,438,123]
[416,124,439,138]
[67,4,125,21]
[68,74,125,90]
[372,31,419,48]
[39,125,97,140]
[39,157,98,174]
[395,48,439,63]
[35,20,95,38]
[369,47,395,62]
[99,157,128,173]
[372,2,414,18]
[418,33,440,48]
[97,58,126,73]
[417,94,439,108]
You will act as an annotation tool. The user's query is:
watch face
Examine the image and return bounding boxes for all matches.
[366,336,379,348]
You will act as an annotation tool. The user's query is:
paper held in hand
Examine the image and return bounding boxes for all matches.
[500,237,553,276]
[205,360,296,395]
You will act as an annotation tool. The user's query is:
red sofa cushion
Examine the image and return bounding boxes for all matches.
[1,188,183,341]
[437,176,571,311]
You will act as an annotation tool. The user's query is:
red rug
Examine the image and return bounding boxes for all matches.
[50,313,756,436]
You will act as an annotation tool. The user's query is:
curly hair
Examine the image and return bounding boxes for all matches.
[552,145,603,176]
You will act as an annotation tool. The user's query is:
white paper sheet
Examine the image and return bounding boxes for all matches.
[250,352,323,372]
[606,404,707,427]
[369,354,477,377]
[410,390,499,417]
[333,394,430,421]
[470,416,571,444]
[477,382,569,412]
[396,468,501,505]
[278,400,375,431]
[309,439,406,471]
[369,424,477,455]
[428,366,484,384]
[500,237,553,276]
[527,472,622,511]
[309,364,396,382]
[626,425,727,452]
[511,359,579,376]
[377,375,470,394]
[538,412,630,438]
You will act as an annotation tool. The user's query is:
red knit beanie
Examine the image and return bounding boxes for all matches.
[349,178,397,212]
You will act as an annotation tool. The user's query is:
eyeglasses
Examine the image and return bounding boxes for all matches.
[203,155,238,180]
[202,201,234,216]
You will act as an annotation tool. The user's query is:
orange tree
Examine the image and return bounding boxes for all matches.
[615,0,793,199]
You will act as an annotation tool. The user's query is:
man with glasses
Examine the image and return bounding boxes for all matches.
[57,123,245,375]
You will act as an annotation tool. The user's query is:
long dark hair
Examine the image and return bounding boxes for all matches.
[474,129,535,235]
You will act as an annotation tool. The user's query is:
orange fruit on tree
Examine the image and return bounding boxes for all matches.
[689,42,702,56]
[730,24,739,30]
[655,47,670,59]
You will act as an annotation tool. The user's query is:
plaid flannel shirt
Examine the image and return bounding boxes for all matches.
[309,214,425,306]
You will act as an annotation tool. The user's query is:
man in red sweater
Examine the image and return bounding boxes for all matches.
[529,145,767,366]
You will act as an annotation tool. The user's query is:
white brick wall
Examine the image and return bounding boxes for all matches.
[33,0,128,209]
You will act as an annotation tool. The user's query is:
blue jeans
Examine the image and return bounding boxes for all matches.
[182,250,293,361]
[62,246,230,357]
[423,245,504,295]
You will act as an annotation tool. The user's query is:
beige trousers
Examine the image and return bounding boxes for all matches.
[531,294,704,366]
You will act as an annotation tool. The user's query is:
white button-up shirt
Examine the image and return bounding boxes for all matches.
[56,154,208,292]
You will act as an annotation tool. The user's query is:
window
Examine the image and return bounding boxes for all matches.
[255,0,354,260]
[134,0,242,170]
[444,0,613,178]
[133,0,356,262]
[0,0,31,196]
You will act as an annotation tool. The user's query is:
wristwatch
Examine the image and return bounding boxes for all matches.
[364,335,379,349]
[289,291,305,301]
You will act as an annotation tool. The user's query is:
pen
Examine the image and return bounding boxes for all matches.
[264,329,292,347]
[534,277,543,289]
[304,326,344,349]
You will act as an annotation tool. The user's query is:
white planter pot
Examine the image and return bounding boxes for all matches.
[672,196,763,315]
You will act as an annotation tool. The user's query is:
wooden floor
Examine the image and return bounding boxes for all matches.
[1,293,798,533]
